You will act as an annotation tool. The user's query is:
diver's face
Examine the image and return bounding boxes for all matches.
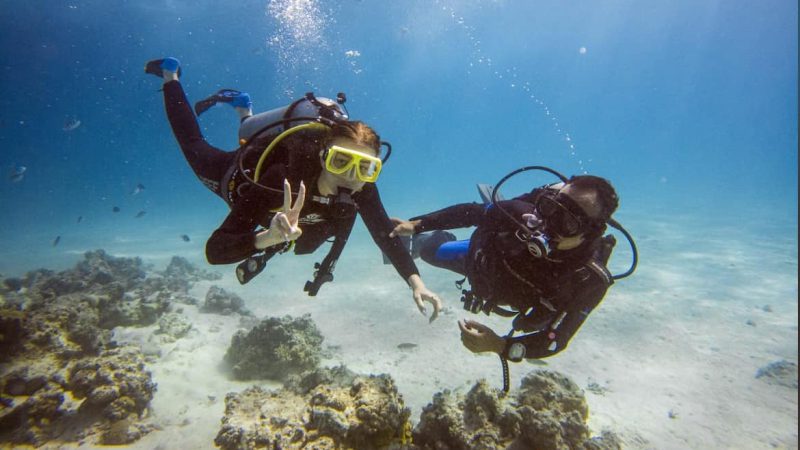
[319,138,379,193]
[523,184,599,250]
[553,184,601,250]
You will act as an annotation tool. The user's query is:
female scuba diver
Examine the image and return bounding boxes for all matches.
[145,57,442,321]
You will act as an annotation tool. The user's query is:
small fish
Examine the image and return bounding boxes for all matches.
[131,183,145,195]
[397,343,418,351]
[9,165,26,182]
[135,210,146,218]
[526,358,548,366]
[181,234,191,242]
[77,215,83,223]
[62,117,81,131]
[53,235,61,247]
[112,206,120,213]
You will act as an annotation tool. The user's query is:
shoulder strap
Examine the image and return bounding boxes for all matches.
[303,214,356,296]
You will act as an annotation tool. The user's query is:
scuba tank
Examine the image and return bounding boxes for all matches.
[237,92,348,144]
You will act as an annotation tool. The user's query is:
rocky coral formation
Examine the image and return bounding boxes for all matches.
[224,314,323,380]
[756,360,798,389]
[202,285,250,315]
[155,312,193,343]
[0,344,156,446]
[215,366,412,450]
[412,370,620,450]
[157,256,222,305]
[0,250,204,447]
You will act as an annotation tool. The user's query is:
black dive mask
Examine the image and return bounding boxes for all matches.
[516,192,593,259]
[534,192,591,237]
[331,187,356,219]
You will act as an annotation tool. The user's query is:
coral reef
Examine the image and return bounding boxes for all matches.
[215,366,412,450]
[158,256,222,305]
[412,370,621,450]
[224,314,324,380]
[756,360,798,389]
[0,250,187,447]
[0,344,156,446]
[202,285,250,316]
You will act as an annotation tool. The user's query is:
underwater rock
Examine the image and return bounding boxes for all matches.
[154,312,192,342]
[155,256,221,300]
[0,250,191,447]
[20,292,112,357]
[202,285,249,316]
[215,366,411,450]
[163,255,221,282]
[3,277,23,291]
[68,345,156,422]
[0,345,155,447]
[75,249,147,291]
[755,360,798,389]
[96,287,170,329]
[224,314,323,380]
[413,370,620,450]
[0,307,26,361]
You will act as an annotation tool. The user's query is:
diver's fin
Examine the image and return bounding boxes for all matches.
[477,184,503,204]
[144,57,182,79]
[194,89,252,116]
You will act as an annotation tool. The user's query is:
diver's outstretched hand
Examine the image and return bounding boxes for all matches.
[407,274,442,323]
[389,218,420,238]
[458,319,505,354]
[255,179,305,249]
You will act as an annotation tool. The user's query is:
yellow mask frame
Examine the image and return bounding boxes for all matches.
[324,145,383,183]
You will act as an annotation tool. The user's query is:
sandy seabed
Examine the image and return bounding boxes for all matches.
[3,211,798,449]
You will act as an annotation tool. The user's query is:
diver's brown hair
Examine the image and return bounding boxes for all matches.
[325,121,381,154]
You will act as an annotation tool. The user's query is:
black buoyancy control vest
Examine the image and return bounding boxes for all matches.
[229,93,356,297]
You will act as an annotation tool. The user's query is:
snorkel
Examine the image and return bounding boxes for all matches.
[491,165,639,279]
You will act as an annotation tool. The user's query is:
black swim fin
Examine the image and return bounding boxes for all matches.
[144,58,182,79]
[194,89,250,116]
[477,183,504,204]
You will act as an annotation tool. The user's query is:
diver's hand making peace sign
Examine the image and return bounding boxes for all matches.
[255,179,306,249]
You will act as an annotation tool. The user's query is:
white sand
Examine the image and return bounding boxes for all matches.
[12,212,798,449]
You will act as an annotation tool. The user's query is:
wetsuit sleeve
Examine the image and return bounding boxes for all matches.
[205,166,285,264]
[355,184,419,281]
[409,203,486,232]
[507,272,611,360]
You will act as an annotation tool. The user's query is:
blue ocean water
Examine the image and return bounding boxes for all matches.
[0,1,797,447]
[0,0,796,275]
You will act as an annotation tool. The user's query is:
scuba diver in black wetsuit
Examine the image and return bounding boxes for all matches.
[145,57,442,321]
[391,166,638,389]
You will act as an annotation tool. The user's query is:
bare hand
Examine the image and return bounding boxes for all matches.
[389,218,419,238]
[262,179,305,246]
[414,286,442,323]
[458,319,504,354]
[407,274,442,323]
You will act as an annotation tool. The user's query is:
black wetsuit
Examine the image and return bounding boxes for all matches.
[162,80,418,281]
[411,191,615,359]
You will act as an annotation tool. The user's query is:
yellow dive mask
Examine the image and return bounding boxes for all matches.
[324,145,382,182]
